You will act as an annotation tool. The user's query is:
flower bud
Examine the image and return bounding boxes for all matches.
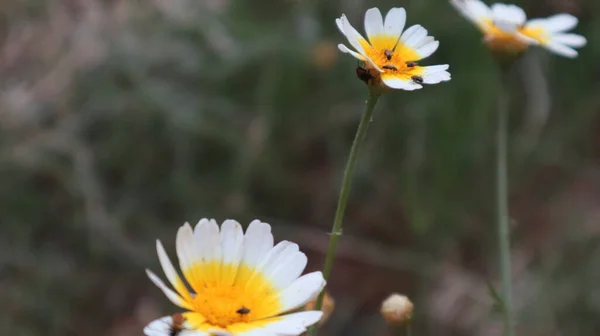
[380,293,413,326]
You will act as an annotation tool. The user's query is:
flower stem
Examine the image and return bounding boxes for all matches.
[309,91,380,335]
[497,68,514,336]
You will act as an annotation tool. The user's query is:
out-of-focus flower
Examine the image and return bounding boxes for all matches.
[380,293,414,326]
[312,41,339,70]
[336,7,451,91]
[451,0,587,58]
[303,292,335,325]
[143,219,326,336]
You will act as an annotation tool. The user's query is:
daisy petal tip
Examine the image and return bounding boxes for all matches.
[223,218,242,228]
[565,51,578,59]
[300,310,325,327]
[554,33,587,48]
[312,272,327,291]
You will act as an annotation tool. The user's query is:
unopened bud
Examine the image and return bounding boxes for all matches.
[380,293,413,326]
[304,292,335,325]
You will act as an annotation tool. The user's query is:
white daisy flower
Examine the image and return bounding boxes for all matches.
[143,219,326,336]
[337,7,451,91]
[451,0,587,58]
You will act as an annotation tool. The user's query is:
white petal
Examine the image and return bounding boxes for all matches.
[422,71,452,84]
[209,331,233,336]
[338,14,370,55]
[422,64,449,75]
[263,311,324,335]
[456,0,492,19]
[335,18,344,34]
[544,41,578,58]
[494,19,520,33]
[416,40,439,59]
[420,64,451,84]
[176,222,200,290]
[551,33,587,47]
[383,7,406,40]
[245,241,295,291]
[194,218,222,263]
[491,3,526,26]
[338,43,366,61]
[381,75,423,91]
[451,0,493,31]
[146,269,192,310]
[144,316,173,335]
[465,0,492,18]
[241,220,274,269]
[528,14,578,33]
[414,36,434,49]
[364,8,384,43]
[220,219,244,285]
[278,271,326,313]
[404,27,428,49]
[231,330,276,336]
[144,316,208,336]
[260,243,307,290]
[178,331,207,336]
[400,25,425,46]
[339,15,382,71]
[157,240,191,300]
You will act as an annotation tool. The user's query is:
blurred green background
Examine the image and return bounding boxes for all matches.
[1,0,600,335]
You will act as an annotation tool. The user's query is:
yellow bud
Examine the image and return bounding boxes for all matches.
[380,293,414,326]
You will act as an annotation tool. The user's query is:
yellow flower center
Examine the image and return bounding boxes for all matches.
[359,35,424,81]
[182,262,283,331]
[481,20,549,54]
[482,20,528,53]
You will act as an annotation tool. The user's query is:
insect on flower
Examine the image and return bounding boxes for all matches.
[168,313,186,336]
[142,219,326,336]
[143,313,190,336]
[356,63,374,84]
[236,306,251,315]
[337,7,451,91]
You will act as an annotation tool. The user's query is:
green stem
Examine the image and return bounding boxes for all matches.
[406,325,412,336]
[308,91,380,335]
[497,69,514,336]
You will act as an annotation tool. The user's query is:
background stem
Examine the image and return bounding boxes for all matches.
[497,68,514,336]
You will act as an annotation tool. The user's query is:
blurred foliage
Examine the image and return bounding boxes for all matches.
[1,0,600,335]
